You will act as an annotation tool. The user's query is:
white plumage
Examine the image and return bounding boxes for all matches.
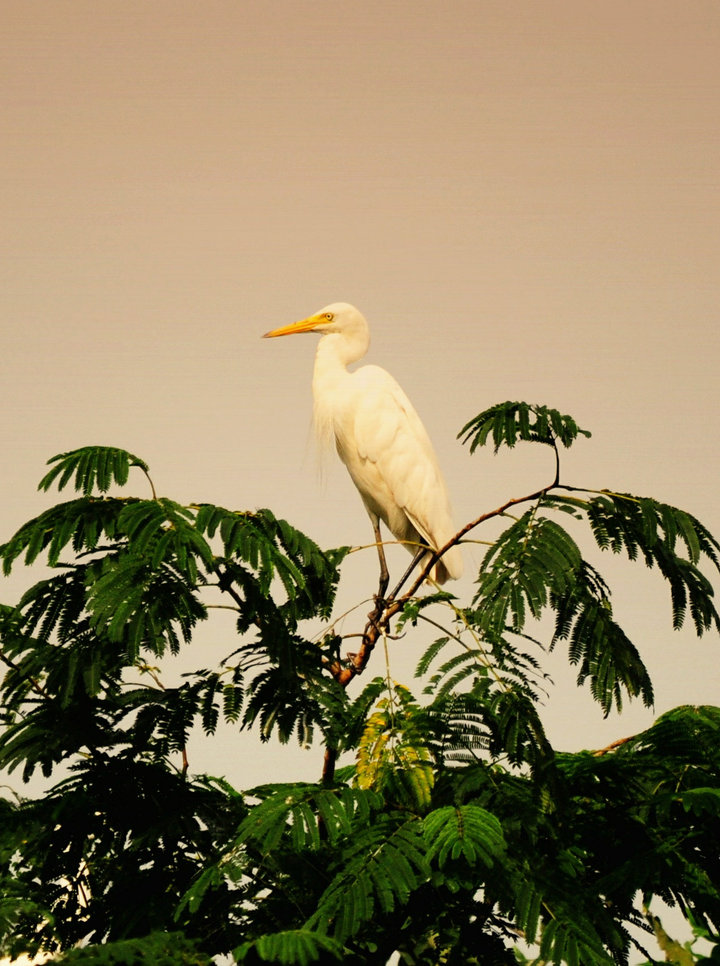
[264,303,462,585]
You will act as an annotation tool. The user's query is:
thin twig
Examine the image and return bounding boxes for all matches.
[592,735,634,756]
[0,650,49,698]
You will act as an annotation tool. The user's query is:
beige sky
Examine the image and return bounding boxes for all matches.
[2,1,719,793]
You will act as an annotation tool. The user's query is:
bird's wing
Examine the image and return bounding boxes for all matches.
[346,366,455,551]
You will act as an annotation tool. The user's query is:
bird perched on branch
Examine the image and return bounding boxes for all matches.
[263,303,462,587]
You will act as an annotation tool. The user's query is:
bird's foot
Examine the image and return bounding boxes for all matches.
[367,594,386,629]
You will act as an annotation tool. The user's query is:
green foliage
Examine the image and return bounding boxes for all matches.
[0,408,718,965]
[234,929,345,964]
[234,782,373,852]
[306,814,431,942]
[38,446,151,497]
[356,680,435,810]
[423,804,505,868]
[46,931,211,964]
[582,492,720,633]
[0,448,345,782]
[474,510,582,637]
[458,401,591,453]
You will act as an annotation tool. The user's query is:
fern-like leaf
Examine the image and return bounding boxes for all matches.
[236,783,375,852]
[585,494,720,635]
[356,682,435,810]
[0,497,127,575]
[38,446,150,495]
[537,916,614,966]
[551,562,653,715]
[459,401,591,454]
[44,931,212,965]
[86,553,206,659]
[234,929,344,964]
[423,803,505,868]
[195,504,344,622]
[307,815,429,942]
[474,511,581,638]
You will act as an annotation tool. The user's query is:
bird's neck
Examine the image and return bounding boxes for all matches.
[312,329,369,452]
[317,327,369,367]
[313,329,368,387]
[312,334,351,403]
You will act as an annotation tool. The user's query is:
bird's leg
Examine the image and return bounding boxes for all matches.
[364,520,390,637]
[389,545,427,600]
[373,520,389,601]
[362,545,429,653]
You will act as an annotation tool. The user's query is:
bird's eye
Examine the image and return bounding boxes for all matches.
[324,313,333,321]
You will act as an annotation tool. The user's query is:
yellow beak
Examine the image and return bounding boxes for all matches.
[263,314,323,339]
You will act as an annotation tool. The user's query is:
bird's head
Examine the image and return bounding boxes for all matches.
[263,303,367,340]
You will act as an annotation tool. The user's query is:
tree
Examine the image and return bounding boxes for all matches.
[0,401,719,965]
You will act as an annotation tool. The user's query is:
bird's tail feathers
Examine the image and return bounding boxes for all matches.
[431,542,463,584]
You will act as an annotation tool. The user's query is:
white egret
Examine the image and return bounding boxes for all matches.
[263,303,463,587]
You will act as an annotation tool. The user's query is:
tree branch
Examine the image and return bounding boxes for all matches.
[326,482,559,691]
